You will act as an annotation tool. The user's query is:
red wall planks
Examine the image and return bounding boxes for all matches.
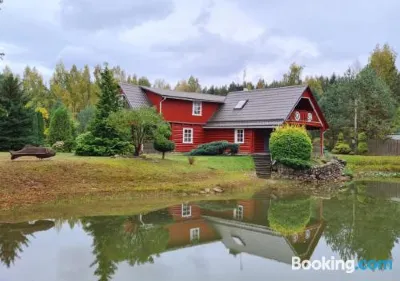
[144,90,220,124]
[171,123,204,152]
[204,129,254,153]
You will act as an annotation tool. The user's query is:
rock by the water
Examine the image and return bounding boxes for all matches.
[213,187,223,193]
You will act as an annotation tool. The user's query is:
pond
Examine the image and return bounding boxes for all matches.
[1,181,400,281]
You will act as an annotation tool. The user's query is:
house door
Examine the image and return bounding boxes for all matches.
[264,130,271,152]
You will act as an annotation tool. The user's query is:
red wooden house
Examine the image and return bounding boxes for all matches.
[119,83,329,155]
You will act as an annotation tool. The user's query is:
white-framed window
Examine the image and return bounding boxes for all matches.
[181,203,192,217]
[190,228,200,241]
[234,129,244,144]
[192,101,202,116]
[183,128,193,144]
[233,205,244,220]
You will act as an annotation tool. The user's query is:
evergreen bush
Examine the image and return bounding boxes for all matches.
[75,132,132,156]
[357,132,368,154]
[331,132,352,154]
[188,141,239,156]
[48,106,75,152]
[269,125,312,170]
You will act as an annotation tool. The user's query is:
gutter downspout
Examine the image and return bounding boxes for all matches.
[159,96,167,114]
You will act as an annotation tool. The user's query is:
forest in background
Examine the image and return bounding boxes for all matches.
[1,43,400,152]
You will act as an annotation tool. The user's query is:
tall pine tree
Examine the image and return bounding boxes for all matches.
[75,66,130,156]
[0,74,34,151]
[90,66,122,138]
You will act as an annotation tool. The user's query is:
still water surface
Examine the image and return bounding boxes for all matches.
[1,181,400,281]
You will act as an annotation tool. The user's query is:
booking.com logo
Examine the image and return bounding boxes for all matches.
[292,256,393,273]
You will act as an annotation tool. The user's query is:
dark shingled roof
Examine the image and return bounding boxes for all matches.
[205,85,308,128]
[141,86,226,103]
[119,82,152,108]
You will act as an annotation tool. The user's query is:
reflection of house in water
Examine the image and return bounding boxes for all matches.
[158,198,325,264]
[164,204,220,249]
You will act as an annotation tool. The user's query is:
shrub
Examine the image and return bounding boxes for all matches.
[268,197,311,235]
[357,132,368,154]
[75,132,132,156]
[51,140,75,152]
[48,106,75,152]
[269,125,312,170]
[188,141,239,156]
[153,137,175,159]
[331,132,352,154]
[188,156,196,165]
[332,143,352,154]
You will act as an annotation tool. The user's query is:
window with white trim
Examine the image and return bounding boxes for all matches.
[233,205,244,220]
[192,101,202,116]
[234,129,244,144]
[181,204,192,217]
[190,228,200,241]
[183,128,193,144]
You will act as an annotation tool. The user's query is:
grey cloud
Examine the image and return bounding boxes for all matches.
[233,0,400,61]
[193,0,214,26]
[60,0,175,30]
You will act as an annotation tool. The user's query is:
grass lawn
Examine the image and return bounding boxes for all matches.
[0,152,264,209]
[338,155,400,173]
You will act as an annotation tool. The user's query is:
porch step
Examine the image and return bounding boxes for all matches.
[252,154,272,179]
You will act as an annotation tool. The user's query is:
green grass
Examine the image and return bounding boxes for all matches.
[167,154,255,171]
[0,152,261,209]
[338,155,400,173]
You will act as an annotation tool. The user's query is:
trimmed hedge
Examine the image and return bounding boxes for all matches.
[188,141,239,156]
[269,125,312,170]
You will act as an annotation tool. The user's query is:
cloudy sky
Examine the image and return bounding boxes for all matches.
[0,0,399,86]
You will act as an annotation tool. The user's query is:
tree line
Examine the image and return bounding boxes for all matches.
[0,43,399,154]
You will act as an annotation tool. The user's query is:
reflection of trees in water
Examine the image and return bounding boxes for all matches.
[82,210,171,281]
[0,220,54,267]
[268,197,311,235]
[324,183,400,261]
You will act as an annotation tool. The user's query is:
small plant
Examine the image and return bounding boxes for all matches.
[331,132,352,154]
[343,167,354,179]
[357,132,368,154]
[52,141,65,152]
[188,156,196,165]
[153,137,175,159]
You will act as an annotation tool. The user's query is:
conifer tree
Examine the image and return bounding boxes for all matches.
[0,74,34,151]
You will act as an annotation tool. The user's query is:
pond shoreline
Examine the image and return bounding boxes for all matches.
[1,152,400,210]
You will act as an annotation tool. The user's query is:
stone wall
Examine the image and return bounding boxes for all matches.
[273,157,347,182]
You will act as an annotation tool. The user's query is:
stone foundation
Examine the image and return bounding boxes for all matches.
[273,157,347,181]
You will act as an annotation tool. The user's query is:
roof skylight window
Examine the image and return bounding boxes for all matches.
[234,100,248,109]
